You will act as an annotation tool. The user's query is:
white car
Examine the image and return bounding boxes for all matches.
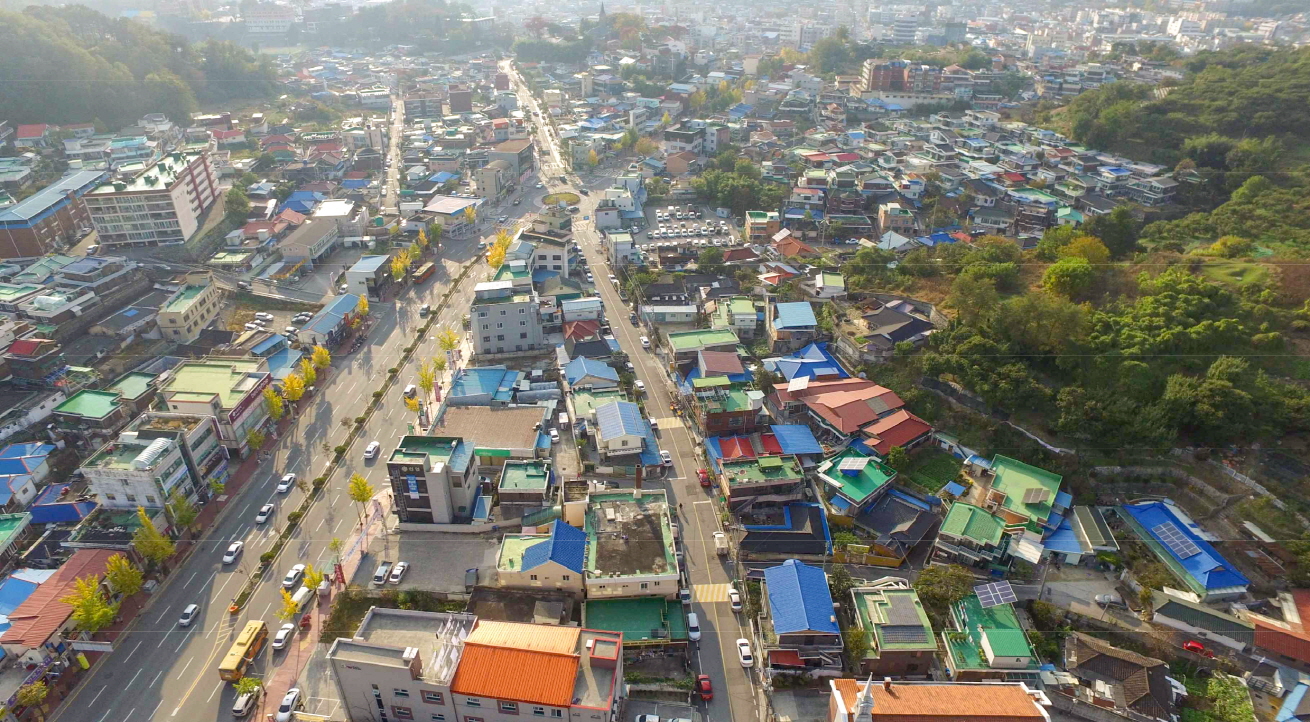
[660,450,673,466]
[277,473,296,493]
[178,603,199,627]
[640,336,650,349]
[634,380,645,393]
[272,623,296,651]
[729,588,743,612]
[364,441,381,459]
[388,561,410,584]
[255,503,274,524]
[282,564,306,589]
[222,541,244,564]
[275,688,302,722]
[737,638,754,667]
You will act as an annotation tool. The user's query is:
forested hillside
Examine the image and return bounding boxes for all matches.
[0,5,276,129]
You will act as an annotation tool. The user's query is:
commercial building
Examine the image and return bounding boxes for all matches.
[156,358,272,456]
[470,281,544,356]
[84,152,219,248]
[79,411,221,508]
[579,489,679,599]
[488,139,535,177]
[386,435,476,525]
[244,2,296,33]
[157,272,223,343]
[0,170,105,260]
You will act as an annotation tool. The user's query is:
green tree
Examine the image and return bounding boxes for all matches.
[827,564,857,601]
[312,345,331,370]
[635,137,657,155]
[1083,206,1139,258]
[234,676,263,698]
[282,373,305,403]
[167,494,199,533]
[348,473,376,525]
[945,275,1000,327]
[60,575,119,633]
[224,185,250,224]
[697,246,725,274]
[843,628,869,672]
[912,564,974,623]
[104,553,143,597]
[246,429,266,452]
[885,446,910,471]
[133,506,175,568]
[1042,257,1095,298]
[275,587,299,621]
[298,358,317,387]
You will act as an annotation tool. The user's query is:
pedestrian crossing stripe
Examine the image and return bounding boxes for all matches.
[651,416,684,429]
[694,583,733,603]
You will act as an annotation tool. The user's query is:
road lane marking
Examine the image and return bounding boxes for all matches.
[157,629,172,648]
[128,639,143,658]
[126,668,143,689]
[207,680,223,702]
[148,700,164,719]
[175,625,195,652]
[175,656,193,679]
[261,601,273,618]
[150,670,163,688]
[87,686,106,708]
[184,571,198,587]
[121,708,135,722]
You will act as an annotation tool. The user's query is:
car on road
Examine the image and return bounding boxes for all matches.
[364,441,381,459]
[272,623,296,650]
[535,182,543,188]
[283,564,306,589]
[687,612,701,641]
[579,189,589,195]
[255,504,274,524]
[1182,640,1215,657]
[634,380,645,393]
[660,450,673,466]
[736,638,754,667]
[696,674,713,701]
[497,215,508,223]
[729,588,742,611]
[277,473,296,493]
[513,198,521,205]
[640,336,650,349]
[634,716,660,722]
[388,561,409,584]
[698,468,710,487]
[586,273,594,283]
[550,428,560,443]
[275,688,302,722]
[178,603,199,627]
[222,541,244,564]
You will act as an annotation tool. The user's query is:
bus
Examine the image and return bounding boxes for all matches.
[411,262,436,284]
[218,620,268,682]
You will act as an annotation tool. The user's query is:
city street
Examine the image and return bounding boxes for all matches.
[505,60,762,722]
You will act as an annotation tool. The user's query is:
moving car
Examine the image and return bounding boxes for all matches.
[687,612,702,641]
[1182,640,1215,658]
[255,504,274,524]
[388,561,409,584]
[634,380,645,393]
[277,473,296,493]
[222,541,244,564]
[272,623,296,650]
[364,441,381,459]
[275,688,302,722]
[283,564,306,589]
[696,674,713,701]
[736,638,754,667]
[698,468,710,487]
[178,603,198,627]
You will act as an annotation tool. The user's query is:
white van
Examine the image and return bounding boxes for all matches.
[558,412,569,428]
[687,612,702,641]
[403,384,417,397]
[232,688,261,718]
[290,585,314,613]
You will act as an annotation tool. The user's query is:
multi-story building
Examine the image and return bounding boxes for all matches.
[849,579,938,677]
[0,170,106,260]
[580,489,679,599]
[244,3,297,33]
[892,16,919,45]
[662,126,704,156]
[157,272,222,343]
[878,202,916,235]
[745,211,780,243]
[84,152,219,249]
[386,435,476,525]
[759,559,843,676]
[488,139,535,177]
[80,426,194,510]
[156,358,271,456]
[470,281,544,356]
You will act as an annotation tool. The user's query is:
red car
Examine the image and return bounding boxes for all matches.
[696,674,713,701]
[1182,640,1215,658]
[698,469,710,487]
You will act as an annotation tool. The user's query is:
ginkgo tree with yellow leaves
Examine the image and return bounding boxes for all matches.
[486,229,513,268]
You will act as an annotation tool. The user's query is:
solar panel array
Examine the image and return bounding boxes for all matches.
[974,581,1018,609]
[881,595,929,644]
[882,626,930,644]
[838,456,869,472]
[1022,488,1051,505]
[1152,522,1202,559]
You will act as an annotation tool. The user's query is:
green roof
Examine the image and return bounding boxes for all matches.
[702,389,754,413]
[948,594,1035,669]
[853,588,937,655]
[0,283,43,302]
[163,284,207,314]
[571,389,626,418]
[85,439,170,471]
[106,372,155,401]
[0,513,28,547]
[389,435,459,464]
[492,265,531,282]
[498,534,544,571]
[820,449,896,504]
[583,597,688,645]
[692,376,731,389]
[92,152,206,194]
[940,502,1006,546]
[667,327,739,352]
[820,272,845,289]
[728,297,755,316]
[990,455,1063,531]
[499,461,551,491]
[721,455,803,485]
[160,359,266,409]
[53,390,121,420]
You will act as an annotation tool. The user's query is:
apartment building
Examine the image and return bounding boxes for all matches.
[156,358,271,456]
[662,127,704,156]
[157,272,222,343]
[80,427,193,510]
[245,3,297,33]
[470,281,544,356]
[0,170,106,260]
[85,152,219,249]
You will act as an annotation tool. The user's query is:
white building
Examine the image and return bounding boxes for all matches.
[245,2,296,33]
[84,151,219,249]
[574,488,680,599]
[470,281,544,356]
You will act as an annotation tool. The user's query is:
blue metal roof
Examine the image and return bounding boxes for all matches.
[773,302,817,330]
[1043,515,1087,555]
[0,576,38,617]
[1123,501,1249,591]
[349,255,389,274]
[765,342,849,382]
[565,357,619,385]
[1277,683,1309,722]
[0,170,105,226]
[448,440,474,474]
[596,401,645,441]
[0,443,53,462]
[763,559,839,635]
[303,293,360,336]
[639,418,662,467]
[522,520,587,574]
[449,366,521,400]
[770,425,822,455]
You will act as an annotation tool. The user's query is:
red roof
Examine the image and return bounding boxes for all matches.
[759,433,782,455]
[1253,590,1310,663]
[776,238,818,257]
[563,320,601,341]
[769,649,805,666]
[1002,172,1027,182]
[804,385,905,434]
[700,350,744,376]
[277,209,307,225]
[212,129,244,139]
[7,339,43,357]
[832,152,860,162]
[1,549,116,647]
[720,436,755,460]
[723,248,759,262]
[863,409,933,455]
[15,124,49,139]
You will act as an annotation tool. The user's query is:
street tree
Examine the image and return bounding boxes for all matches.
[234,677,263,698]
[843,628,869,673]
[312,345,331,370]
[356,296,370,316]
[275,588,299,621]
[246,429,266,453]
[134,506,175,568]
[298,358,316,386]
[463,205,477,226]
[168,494,199,533]
[433,356,448,373]
[417,359,436,396]
[282,373,305,402]
[60,575,119,633]
[587,149,599,166]
[263,387,284,421]
[303,564,325,590]
[635,137,657,155]
[17,681,49,721]
[348,473,376,525]
[913,564,974,623]
[404,396,421,413]
[104,553,144,597]
[390,247,413,281]
[328,537,345,560]
[437,328,460,352]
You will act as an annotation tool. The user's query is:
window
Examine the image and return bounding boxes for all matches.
[422,691,444,705]
[518,307,526,314]
[499,310,507,316]
[393,707,414,720]
[620,439,629,447]
[431,716,447,722]
[640,582,649,590]
[520,333,528,339]
[497,323,503,329]
[553,255,561,260]
[550,711,563,718]
[145,495,157,505]
[499,701,519,714]
[529,574,538,581]
[125,494,137,502]
[519,320,527,326]
[482,336,490,343]
[479,311,488,318]
[497,335,504,341]
[105,493,116,501]
[464,699,481,708]
[561,575,570,581]
[532,707,546,717]
[394,689,410,698]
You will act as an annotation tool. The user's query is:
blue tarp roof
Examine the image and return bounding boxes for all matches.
[522,520,587,574]
[770,425,822,455]
[565,357,619,385]
[29,499,95,525]
[764,342,849,382]
[944,481,967,497]
[341,179,369,189]
[471,487,492,522]
[449,440,474,474]
[596,401,645,441]
[639,418,662,467]
[449,366,521,401]
[773,302,817,330]
[764,559,839,635]
[1277,683,1309,722]
[429,171,458,183]
[1123,501,1250,591]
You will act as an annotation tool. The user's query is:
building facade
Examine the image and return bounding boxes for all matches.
[84,152,219,248]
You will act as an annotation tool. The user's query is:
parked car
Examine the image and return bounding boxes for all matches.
[282,564,306,589]
[274,688,302,722]
[222,541,244,564]
[272,623,296,650]
[1183,640,1215,658]
[277,473,296,493]
[660,450,673,466]
[729,588,742,612]
[178,603,199,627]
[550,428,560,443]
[736,638,754,667]
[696,674,713,701]
[634,380,645,393]
[255,504,274,524]
[640,336,650,349]
[388,561,409,584]
[372,562,392,585]
[698,469,710,487]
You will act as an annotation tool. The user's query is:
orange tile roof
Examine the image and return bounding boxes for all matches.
[465,620,580,652]
[831,679,1046,721]
[451,644,578,706]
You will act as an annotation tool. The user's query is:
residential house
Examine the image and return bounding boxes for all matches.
[827,678,1051,722]
[849,579,938,677]
[941,592,1037,681]
[1151,591,1254,654]
[1119,499,1249,601]
[768,301,819,353]
[817,447,898,516]
[760,560,843,677]
[580,489,678,599]
[932,502,1008,568]
[594,401,648,462]
[835,298,936,366]
[563,356,619,392]
[497,519,586,594]
[1062,633,1181,722]
[802,271,847,300]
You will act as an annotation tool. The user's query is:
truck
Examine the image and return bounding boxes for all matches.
[713,531,728,556]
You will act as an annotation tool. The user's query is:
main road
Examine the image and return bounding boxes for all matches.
[505,61,761,722]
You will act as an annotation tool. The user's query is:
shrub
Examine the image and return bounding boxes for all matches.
[388,367,399,374]
[355,416,366,424]
[259,551,275,564]
[334,445,348,455]
[373,391,384,399]
[313,476,328,489]
[286,511,304,525]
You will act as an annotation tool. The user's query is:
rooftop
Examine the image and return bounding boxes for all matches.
[0,170,105,224]
[949,594,1035,670]
[989,455,1063,531]
[91,152,205,194]
[160,359,266,410]
[388,435,460,466]
[499,460,552,491]
[830,679,1048,721]
[584,490,676,579]
[941,502,1006,546]
[105,372,156,401]
[667,327,739,352]
[853,585,937,655]
[721,455,803,486]
[52,390,120,420]
[437,406,546,452]
[162,284,208,314]
[85,437,174,472]
[329,608,475,685]
[819,448,896,505]
[583,597,688,645]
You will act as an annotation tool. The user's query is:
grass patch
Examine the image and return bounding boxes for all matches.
[1199,260,1270,289]
[901,449,962,494]
[232,293,321,313]
[542,192,580,206]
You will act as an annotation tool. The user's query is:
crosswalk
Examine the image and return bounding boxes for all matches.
[650,416,684,430]
[693,583,734,603]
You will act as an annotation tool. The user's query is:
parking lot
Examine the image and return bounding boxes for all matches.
[220,299,322,338]
[352,528,501,595]
[635,203,739,253]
